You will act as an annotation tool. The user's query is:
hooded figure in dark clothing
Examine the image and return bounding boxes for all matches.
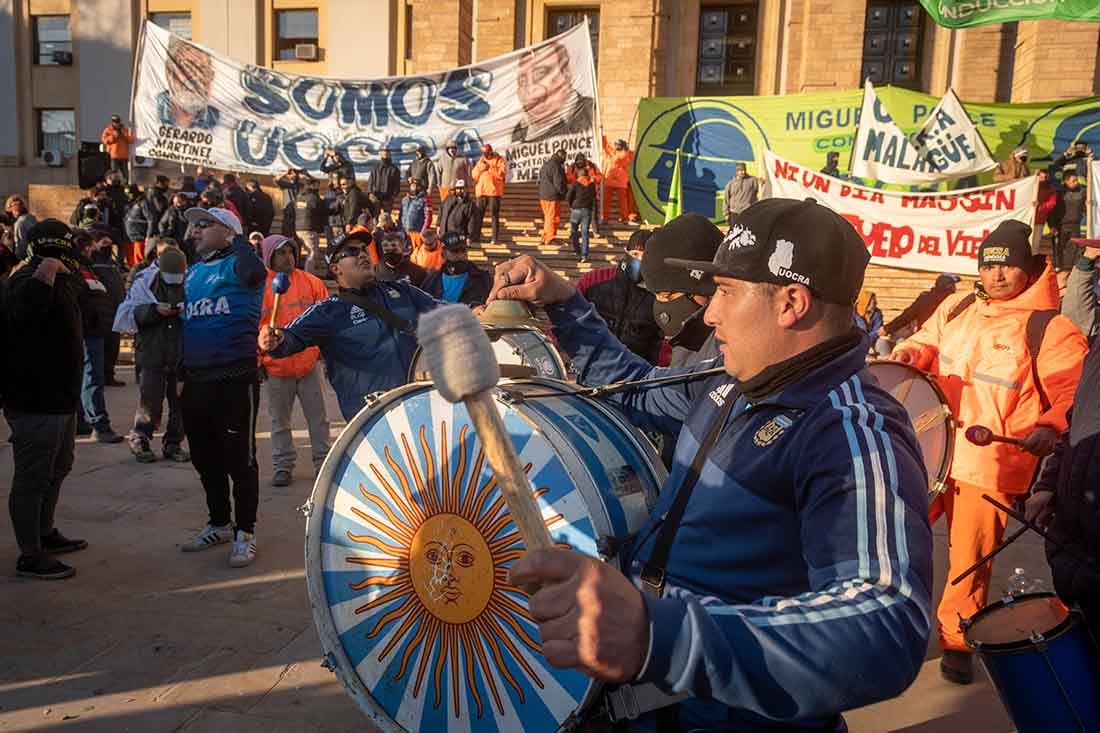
[821,152,842,178]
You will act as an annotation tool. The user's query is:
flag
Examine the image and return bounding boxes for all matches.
[850,80,996,185]
[919,0,1100,29]
[664,150,682,223]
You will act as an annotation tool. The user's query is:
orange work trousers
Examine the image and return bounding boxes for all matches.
[124,241,144,268]
[438,187,451,203]
[539,200,561,243]
[929,480,1017,651]
[407,231,423,253]
[602,185,636,223]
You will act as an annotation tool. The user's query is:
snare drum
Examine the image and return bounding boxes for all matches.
[305,378,665,732]
[964,593,1100,732]
[866,361,954,497]
[408,325,567,382]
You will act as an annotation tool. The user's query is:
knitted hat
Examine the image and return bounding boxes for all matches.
[158,247,187,284]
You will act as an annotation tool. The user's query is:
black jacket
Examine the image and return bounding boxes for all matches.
[1056,186,1087,232]
[1,260,84,413]
[1037,346,1100,613]
[144,188,171,240]
[223,184,252,228]
[320,155,355,180]
[538,158,567,201]
[407,157,434,189]
[158,204,192,243]
[75,261,117,339]
[133,274,184,371]
[368,162,402,200]
[102,184,130,231]
[295,190,328,232]
[91,248,126,307]
[342,186,369,229]
[566,180,597,211]
[420,264,493,308]
[374,259,428,288]
[438,194,481,242]
[247,188,275,235]
[585,268,664,364]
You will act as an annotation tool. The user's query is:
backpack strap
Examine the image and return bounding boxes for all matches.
[944,292,976,324]
[336,289,416,337]
[1026,310,1058,413]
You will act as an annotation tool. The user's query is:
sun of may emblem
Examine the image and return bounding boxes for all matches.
[345,420,565,720]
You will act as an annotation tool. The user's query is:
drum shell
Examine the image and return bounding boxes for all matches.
[964,593,1100,733]
[304,378,666,732]
[408,325,568,383]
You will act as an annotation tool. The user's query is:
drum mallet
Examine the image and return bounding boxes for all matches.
[269,271,291,329]
[965,424,1026,448]
[417,305,555,561]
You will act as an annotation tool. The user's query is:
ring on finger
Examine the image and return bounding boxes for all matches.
[502,272,511,286]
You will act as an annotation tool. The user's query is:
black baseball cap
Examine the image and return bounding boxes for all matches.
[442,232,468,251]
[326,230,374,264]
[666,198,869,305]
[640,213,723,296]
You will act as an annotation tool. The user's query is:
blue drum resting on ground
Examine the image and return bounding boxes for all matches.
[964,592,1100,733]
[305,378,665,732]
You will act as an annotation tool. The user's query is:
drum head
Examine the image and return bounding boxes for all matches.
[965,593,1071,648]
[306,380,662,732]
[409,326,566,383]
[866,361,953,494]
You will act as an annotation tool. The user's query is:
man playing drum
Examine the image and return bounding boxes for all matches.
[890,220,1087,685]
[258,231,438,422]
[490,198,934,732]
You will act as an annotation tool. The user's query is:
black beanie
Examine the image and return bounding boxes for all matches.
[978,220,1038,271]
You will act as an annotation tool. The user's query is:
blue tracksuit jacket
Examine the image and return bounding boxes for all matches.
[271,281,438,420]
[546,292,933,732]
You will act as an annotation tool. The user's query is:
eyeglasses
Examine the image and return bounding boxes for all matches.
[335,246,368,260]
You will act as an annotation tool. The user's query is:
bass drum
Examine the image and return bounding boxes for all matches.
[305,378,665,732]
[866,361,954,498]
[408,325,568,382]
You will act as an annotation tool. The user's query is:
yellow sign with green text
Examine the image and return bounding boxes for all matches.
[631,88,1100,224]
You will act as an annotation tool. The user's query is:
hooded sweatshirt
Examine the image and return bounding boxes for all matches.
[259,237,329,379]
[896,264,1087,493]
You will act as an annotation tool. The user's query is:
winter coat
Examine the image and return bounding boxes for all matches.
[133,273,184,371]
[100,124,134,160]
[342,186,369,229]
[294,190,327,232]
[566,162,602,185]
[124,201,150,243]
[420,264,493,308]
[602,137,634,189]
[895,265,1088,493]
[158,204,192,243]
[142,189,171,240]
[102,185,130,230]
[11,213,37,259]
[270,281,438,420]
[546,292,931,730]
[566,179,597,211]
[260,268,328,379]
[437,152,472,190]
[399,192,433,233]
[374,258,427,287]
[320,155,355,180]
[1036,181,1059,227]
[407,157,438,191]
[410,241,444,271]
[993,155,1030,183]
[1,260,84,413]
[538,158,568,201]
[438,194,481,241]
[368,162,402,201]
[223,184,251,228]
[582,266,664,364]
[248,188,275,235]
[75,261,116,339]
[90,248,125,308]
[1057,185,1087,233]
[723,176,758,217]
[472,155,506,198]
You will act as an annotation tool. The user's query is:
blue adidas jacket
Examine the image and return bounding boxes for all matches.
[546,293,933,732]
[182,239,266,378]
[271,281,438,421]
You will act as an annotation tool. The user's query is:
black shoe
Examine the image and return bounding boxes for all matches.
[16,553,75,580]
[76,423,93,437]
[163,444,190,463]
[41,529,88,554]
[940,650,974,685]
[94,429,124,444]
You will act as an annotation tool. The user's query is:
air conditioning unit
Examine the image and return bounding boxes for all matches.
[295,43,318,61]
[41,149,65,167]
[52,50,73,65]
[134,155,155,168]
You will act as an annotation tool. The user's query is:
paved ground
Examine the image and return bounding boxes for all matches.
[0,368,1038,732]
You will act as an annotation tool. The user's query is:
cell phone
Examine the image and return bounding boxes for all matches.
[157,301,182,309]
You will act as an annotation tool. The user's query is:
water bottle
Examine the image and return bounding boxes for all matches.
[1006,567,1030,597]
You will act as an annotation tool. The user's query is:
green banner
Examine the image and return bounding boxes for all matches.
[631,88,1100,224]
[918,0,1100,28]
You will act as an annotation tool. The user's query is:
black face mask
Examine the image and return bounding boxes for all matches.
[443,259,470,275]
[653,297,713,351]
[383,252,404,268]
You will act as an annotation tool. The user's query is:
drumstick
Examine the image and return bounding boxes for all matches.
[417,305,554,558]
[269,271,291,329]
[965,424,1025,447]
[950,525,1029,586]
[980,494,1095,566]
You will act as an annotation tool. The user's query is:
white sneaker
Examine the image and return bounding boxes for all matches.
[181,524,233,552]
[229,530,257,568]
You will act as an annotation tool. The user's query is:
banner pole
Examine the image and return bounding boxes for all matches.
[1088,155,1095,239]
[128,19,149,176]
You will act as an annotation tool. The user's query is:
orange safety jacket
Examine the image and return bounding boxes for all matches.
[260,269,329,379]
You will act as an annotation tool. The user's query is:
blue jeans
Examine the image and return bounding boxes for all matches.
[570,208,591,258]
[81,336,111,432]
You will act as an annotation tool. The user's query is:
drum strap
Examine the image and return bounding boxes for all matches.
[337,290,416,337]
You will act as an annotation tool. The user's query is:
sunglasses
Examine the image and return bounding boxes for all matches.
[335,246,369,261]
[193,219,219,229]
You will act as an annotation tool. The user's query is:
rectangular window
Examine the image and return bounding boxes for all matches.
[275,9,319,61]
[150,11,193,40]
[546,9,599,67]
[405,3,413,61]
[695,3,758,96]
[861,1,924,90]
[37,109,76,157]
[33,15,72,66]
